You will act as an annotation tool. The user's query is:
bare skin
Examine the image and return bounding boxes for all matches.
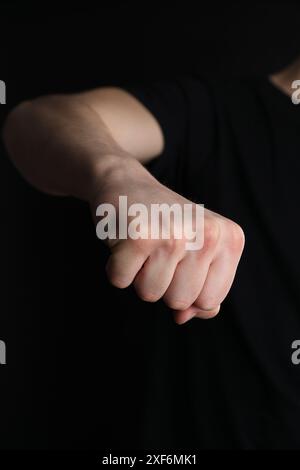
[269,56,300,97]
[2,87,245,325]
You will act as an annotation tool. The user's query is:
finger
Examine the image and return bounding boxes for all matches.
[133,248,180,302]
[173,304,221,324]
[194,248,239,311]
[106,241,148,288]
[163,250,212,311]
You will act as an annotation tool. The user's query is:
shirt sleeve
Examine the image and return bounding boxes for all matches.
[121,75,216,197]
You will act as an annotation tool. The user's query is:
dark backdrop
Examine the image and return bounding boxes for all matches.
[0,1,300,450]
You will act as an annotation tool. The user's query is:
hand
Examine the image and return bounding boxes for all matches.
[90,156,245,324]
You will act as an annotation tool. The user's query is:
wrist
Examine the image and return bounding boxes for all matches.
[86,153,156,205]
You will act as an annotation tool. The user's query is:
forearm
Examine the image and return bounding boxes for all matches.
[2,94,144,201]
[1,92,245,326]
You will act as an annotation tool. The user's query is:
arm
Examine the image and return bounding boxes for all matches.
[2,88,245,324]
[2,88,163,199]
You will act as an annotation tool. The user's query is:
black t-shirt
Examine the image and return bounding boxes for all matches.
[2,75,300,451]
[117,76,300,449]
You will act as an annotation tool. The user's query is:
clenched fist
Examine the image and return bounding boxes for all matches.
[90,157,245,325]
[2,93,245,325]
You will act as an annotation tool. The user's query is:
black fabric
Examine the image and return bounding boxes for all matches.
[118,76,300,449]
[1,76,300,451]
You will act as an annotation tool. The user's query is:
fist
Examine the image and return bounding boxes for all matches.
[93,165,245,324]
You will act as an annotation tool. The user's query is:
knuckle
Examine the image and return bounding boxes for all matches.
[198,302,218,312]
[133,277,161,303]
[164,296,190,311]
[204,219,220,250]
[227,222,245,252]
[105,260,130,289]
[196,294,219,312]
[107,272,130,289]
[134,238,151,252]
[161,237,185,254]
[137,289,160,303]
[197,305,220,319]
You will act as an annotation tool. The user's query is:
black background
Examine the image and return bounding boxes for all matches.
[0,1,300,450]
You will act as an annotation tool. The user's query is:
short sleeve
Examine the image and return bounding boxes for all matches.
[121,75,216,197]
